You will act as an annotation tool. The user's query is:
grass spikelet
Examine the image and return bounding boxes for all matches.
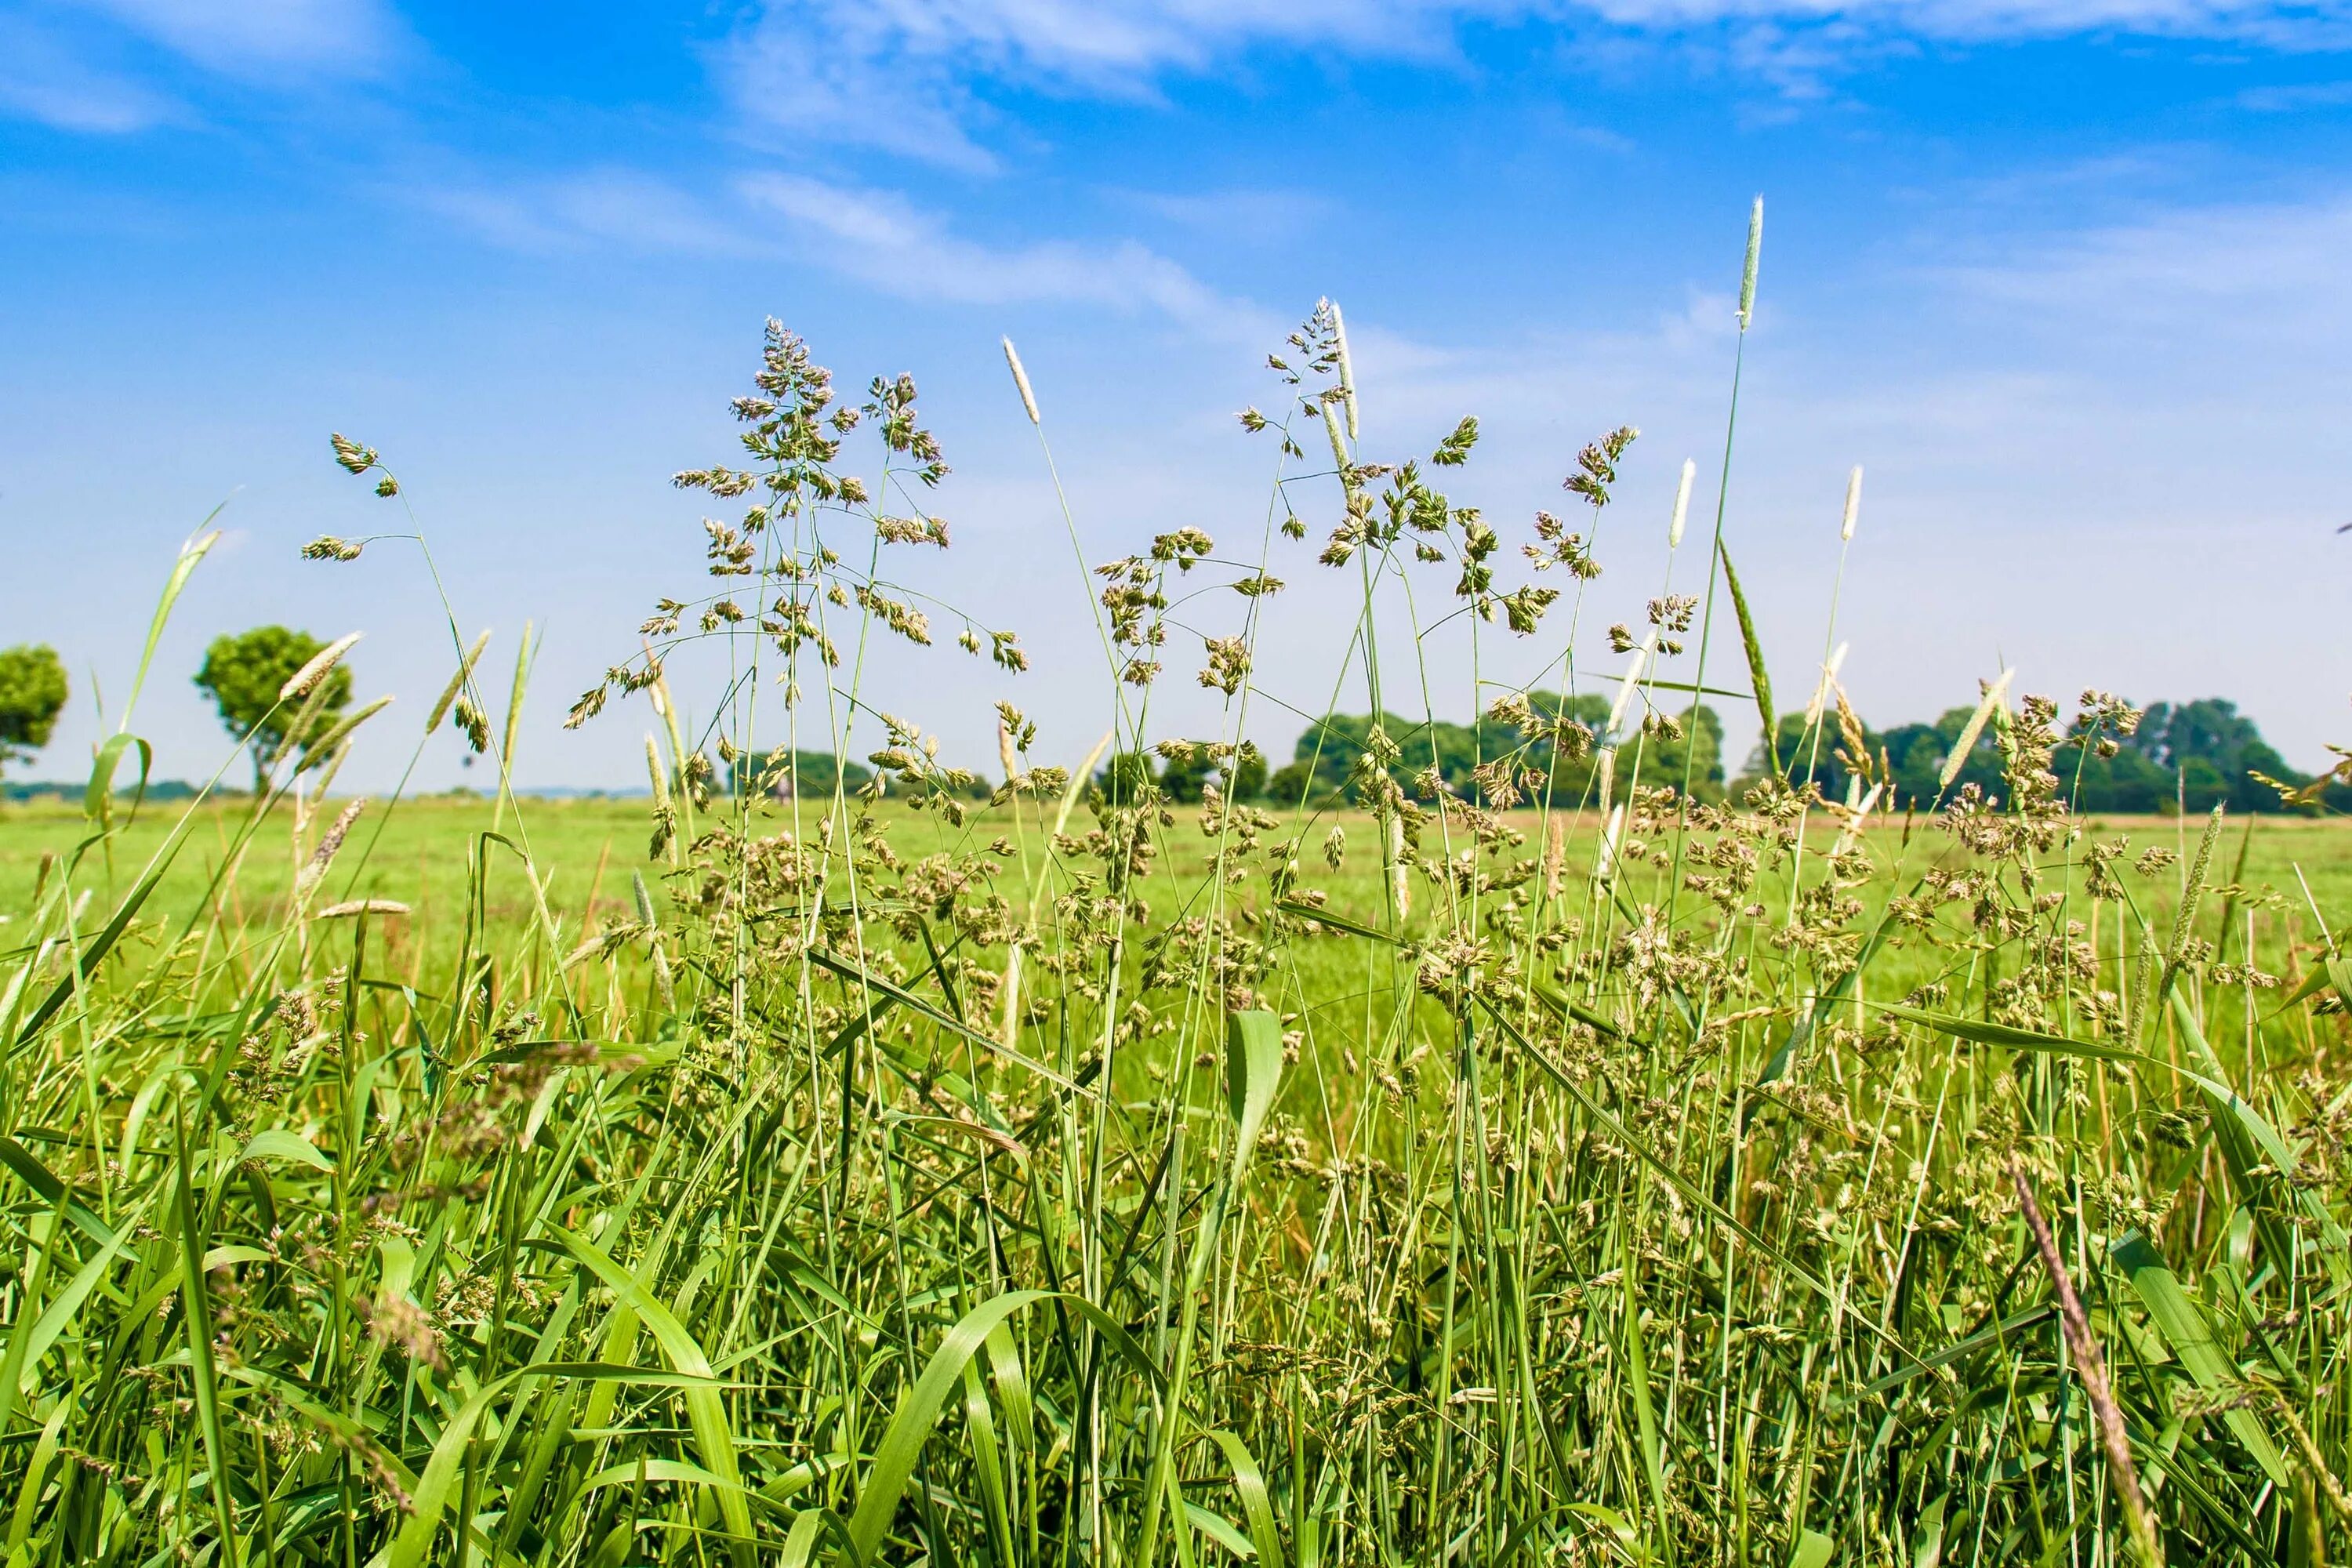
[279,630,361,700]
[1719,541,1776,771]
[316,898,410,918]
[1668,457,1696,548]
[1322,395,1349,472]
[1003,336,1040,424]
[1330,297,1358,438]
[1388,813,1409,918]
[1842,464,1863,541]
[1607,632,1654,736]
[425,628,492,735]
[1739,194,1764,328]
[294,798,365,898]
[1803,640,1849,728]
[1939,666,2013,791]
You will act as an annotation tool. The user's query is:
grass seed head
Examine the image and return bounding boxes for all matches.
[1003,336,1040,424]
[1668,458,1695,549]
[279,631,362,702]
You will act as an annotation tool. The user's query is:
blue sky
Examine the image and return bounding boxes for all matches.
[4,0,2350,793]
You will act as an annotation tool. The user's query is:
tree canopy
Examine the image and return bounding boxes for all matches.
[1740,694,2315,813]
[1272,694,1725,808]
[194,627,354,789]
[0,644,68,778]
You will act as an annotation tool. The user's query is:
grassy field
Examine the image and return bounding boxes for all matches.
[6,291,2352,1568]
[9,791,2348,998]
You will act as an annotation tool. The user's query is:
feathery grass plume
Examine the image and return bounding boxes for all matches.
[1841,465,1864,542]
[1738,195,1764,328]
[1596,746,1618,817]
[1002,336,1040,424]
[1939,667,2014,791]
[279,631,361,701]
[2013,1163,2164,1565]
[1597,800,1626,880]
[424,630,493,735]
[1668,458,1696,548]
[1803,641,1850,728]
[997,717,1020,784]
[1330,298,1359,438]
[1544,814,1566,898]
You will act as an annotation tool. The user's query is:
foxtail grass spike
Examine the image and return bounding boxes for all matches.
[1003,336,1040,424]
[1669,458,1696,548]
[1739,195,1764,328]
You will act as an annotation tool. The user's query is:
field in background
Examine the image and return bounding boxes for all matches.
[10,793,2351,983]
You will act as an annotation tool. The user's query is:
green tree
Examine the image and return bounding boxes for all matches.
[194,627,353,790]
[1225,745,1269,800]
[1097,750,1157,803]
[1627,705,1725,802]
[0,644,68,778]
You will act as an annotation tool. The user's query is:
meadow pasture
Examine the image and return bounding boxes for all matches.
[4,250,2351,1568]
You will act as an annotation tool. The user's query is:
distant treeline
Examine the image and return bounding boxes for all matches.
[1755,696,2317,814]
[4,779,201,804]
[1234,693,2335,814]
[30,698,2288,813]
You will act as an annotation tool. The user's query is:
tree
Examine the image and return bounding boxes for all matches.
[0,645,68,778]
[1225,746,1269,801]
[194,627,353,789]
[1097,750,1157,803]
[1627,705,1724,802]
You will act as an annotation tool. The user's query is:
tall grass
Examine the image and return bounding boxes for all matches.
[4,215,2350,1568]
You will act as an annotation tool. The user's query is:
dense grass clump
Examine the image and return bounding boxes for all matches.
[5,232,2352,1566]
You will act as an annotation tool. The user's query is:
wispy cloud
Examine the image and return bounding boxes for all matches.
[719,0,2352,162]
[412,170,760,256]
[407,160,1272,336]
[0,0,399,135]
[740,171,1274,336]
[73,0,395,74]
[1940,189,2352,348]
[0,15,172,131]
[1115,186,1343,243]
[2238,77,2352,109]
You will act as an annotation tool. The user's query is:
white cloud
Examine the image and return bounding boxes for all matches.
[1940,190,2352,350]
[1116,186,1344,241]
[67,0,394,73]
[0,14,171,130]
[720,0,2352,161]
[0,0,399,134]
[414,170,760,256]
[740,171,1275,336]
